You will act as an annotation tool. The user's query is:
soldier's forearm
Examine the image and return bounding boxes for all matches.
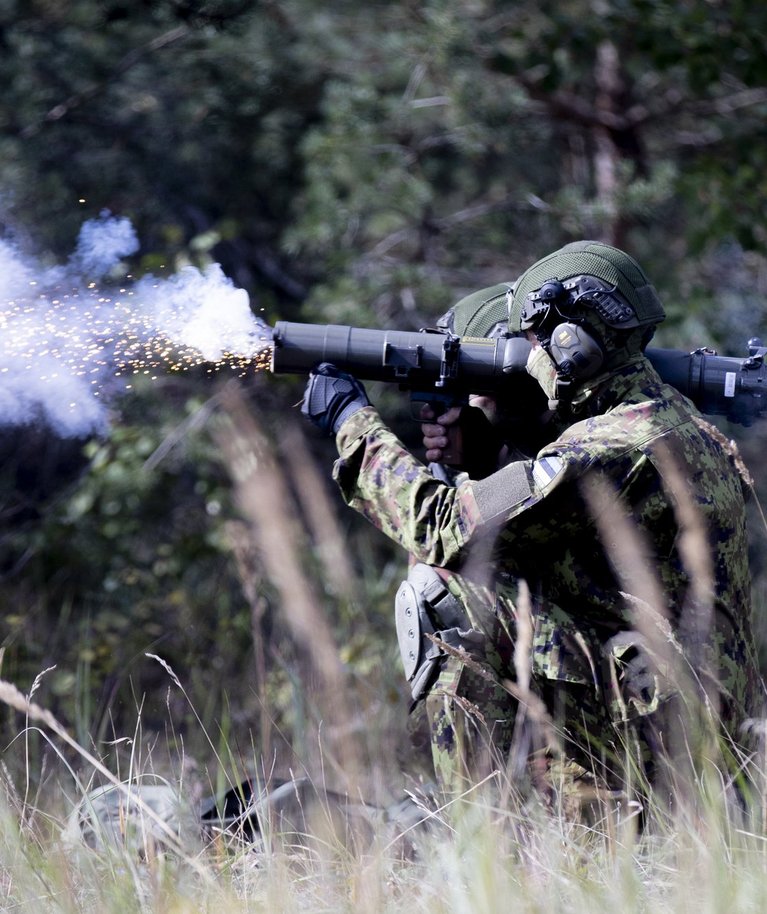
[332,408,482,566]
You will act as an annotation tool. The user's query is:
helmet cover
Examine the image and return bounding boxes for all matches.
[509,241,665,334]
[437,282,515,339]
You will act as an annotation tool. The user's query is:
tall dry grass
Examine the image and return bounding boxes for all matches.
[1,384,766,911]
[1,678,767,914]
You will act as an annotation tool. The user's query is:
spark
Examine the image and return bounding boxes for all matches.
[0,269,274,432]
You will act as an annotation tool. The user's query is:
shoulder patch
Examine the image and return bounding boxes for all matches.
[532,455,564,490]
[471,460,535,524]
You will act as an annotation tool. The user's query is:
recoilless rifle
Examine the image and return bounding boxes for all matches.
[270,321,767,426]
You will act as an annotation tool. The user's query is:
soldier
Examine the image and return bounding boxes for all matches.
[302,241,763,809]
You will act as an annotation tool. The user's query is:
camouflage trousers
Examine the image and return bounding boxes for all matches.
[409,661,751,823]
[412,643,518,793]
[399,572,530,794]
[406,641,676,818]
[401,573,749,815]
[398,566,519,793]
[399,567,605,800]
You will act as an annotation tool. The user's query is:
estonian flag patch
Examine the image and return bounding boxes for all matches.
[532,455,564,490]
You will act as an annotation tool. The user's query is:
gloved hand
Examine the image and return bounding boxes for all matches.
[302,362,370,435]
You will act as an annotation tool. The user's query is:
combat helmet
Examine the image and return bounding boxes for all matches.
[510,241,664,333]
[436,282,516,339]
[508,241,665,398]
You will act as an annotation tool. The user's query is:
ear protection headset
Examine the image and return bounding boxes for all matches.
[546,318,605,382]
[519,276,636,391]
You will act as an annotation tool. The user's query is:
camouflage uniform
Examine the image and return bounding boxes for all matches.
[399,283,530,791]
[400,568,519,790]
[325,247,762,804]
[333,360,760,798]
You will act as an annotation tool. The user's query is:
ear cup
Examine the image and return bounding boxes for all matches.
[546,322,604,380]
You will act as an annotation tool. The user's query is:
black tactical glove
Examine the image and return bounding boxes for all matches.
[302,362,370,435]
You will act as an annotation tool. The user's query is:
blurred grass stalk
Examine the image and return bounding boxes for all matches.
[214,383,365,794]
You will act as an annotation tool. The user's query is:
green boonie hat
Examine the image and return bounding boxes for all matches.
[437,282,516,338]
[509,241,665,332]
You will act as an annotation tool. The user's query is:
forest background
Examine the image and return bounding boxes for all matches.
[1,0,767,809]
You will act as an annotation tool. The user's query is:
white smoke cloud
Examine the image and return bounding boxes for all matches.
[0,214,272,438]
[70,209,140,277]
[134,264,264,363]
[0,238,33,299]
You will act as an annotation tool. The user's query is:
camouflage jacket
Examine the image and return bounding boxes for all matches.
[333,358,762,734]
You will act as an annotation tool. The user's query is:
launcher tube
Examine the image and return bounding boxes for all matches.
[271,321,766,425]
[271,321,530,397]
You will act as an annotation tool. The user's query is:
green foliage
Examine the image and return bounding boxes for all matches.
[0,383,255,739]
[0,0,322,303]
[2,0,767,324]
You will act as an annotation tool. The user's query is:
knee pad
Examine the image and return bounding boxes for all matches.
[394,563,477,702]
